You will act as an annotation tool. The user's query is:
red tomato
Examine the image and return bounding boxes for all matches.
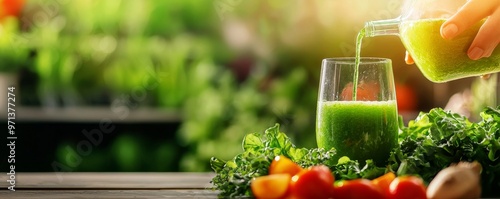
[371,172,396,197]
[251,174,291,199]
[269,156,303,176]
[333,179,385,199]
[1,0,25,18]
[395,83,417,112]
[289,165,334,199]
[340,81,380,101]
[388,176,427,199]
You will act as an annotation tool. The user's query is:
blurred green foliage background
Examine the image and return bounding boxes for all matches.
[1,0,494,172]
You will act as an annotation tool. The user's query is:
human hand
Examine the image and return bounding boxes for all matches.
[441,0,500,60]
[405,0,500,64]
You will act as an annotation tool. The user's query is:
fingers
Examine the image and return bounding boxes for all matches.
[441,0,495,40]
[405,51,415,65]
[467,10,500,60]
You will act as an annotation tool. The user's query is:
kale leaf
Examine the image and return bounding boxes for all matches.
[394,106,500,197]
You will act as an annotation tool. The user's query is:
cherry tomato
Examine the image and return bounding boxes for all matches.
[289,165,334,199]
[388,176,427,199]
[371,172,396,197]
[251,174,291,199]
[269,156,303,176]
[333,179,385,199]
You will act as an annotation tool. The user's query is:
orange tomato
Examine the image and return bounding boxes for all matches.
[251,174,291,199]
[269,156,303,176]
[371,172,396,197]
[340,81,380,101]
[388,176,427,199]
[289,165,334,199]
[333,179,385,199]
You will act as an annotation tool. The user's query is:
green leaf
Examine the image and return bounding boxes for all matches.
[242,134,263,152]
[288,147,307,162]
[337,156,351,165]
[209,157,225,172]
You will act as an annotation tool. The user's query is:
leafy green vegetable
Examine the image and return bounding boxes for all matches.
[210,124,390,197]
[211,106,500,198]
[394,106,500,197]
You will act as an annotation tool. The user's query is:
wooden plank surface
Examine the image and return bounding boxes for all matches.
[0,190,220,198]
[0,172,215,189]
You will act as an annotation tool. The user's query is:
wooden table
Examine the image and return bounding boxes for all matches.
[0,172,220,198]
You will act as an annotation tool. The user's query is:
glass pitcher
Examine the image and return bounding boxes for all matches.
[364,0,500,83]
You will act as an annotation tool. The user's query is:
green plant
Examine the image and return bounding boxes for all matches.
[0,17,28,73]
[471,74,497,120]
[28,0,321,173]
[176,58,318,172]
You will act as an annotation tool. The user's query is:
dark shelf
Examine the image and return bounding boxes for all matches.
[0,106,184,172]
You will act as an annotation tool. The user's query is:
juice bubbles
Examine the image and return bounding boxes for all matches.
[400,19,500,83]
[316,100,399,165]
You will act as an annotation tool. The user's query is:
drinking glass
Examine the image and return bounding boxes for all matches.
[316,57,399,165]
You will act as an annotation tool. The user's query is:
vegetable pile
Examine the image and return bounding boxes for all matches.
[210,106,500,198]
[251,155,430,199]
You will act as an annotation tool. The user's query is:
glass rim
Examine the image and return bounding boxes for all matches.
[322,57,391,64]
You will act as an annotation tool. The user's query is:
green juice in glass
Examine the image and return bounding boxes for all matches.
[400,19,500,83]
[316,100,398,165]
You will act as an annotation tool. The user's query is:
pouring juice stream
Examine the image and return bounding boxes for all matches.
[352,28,365,100]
